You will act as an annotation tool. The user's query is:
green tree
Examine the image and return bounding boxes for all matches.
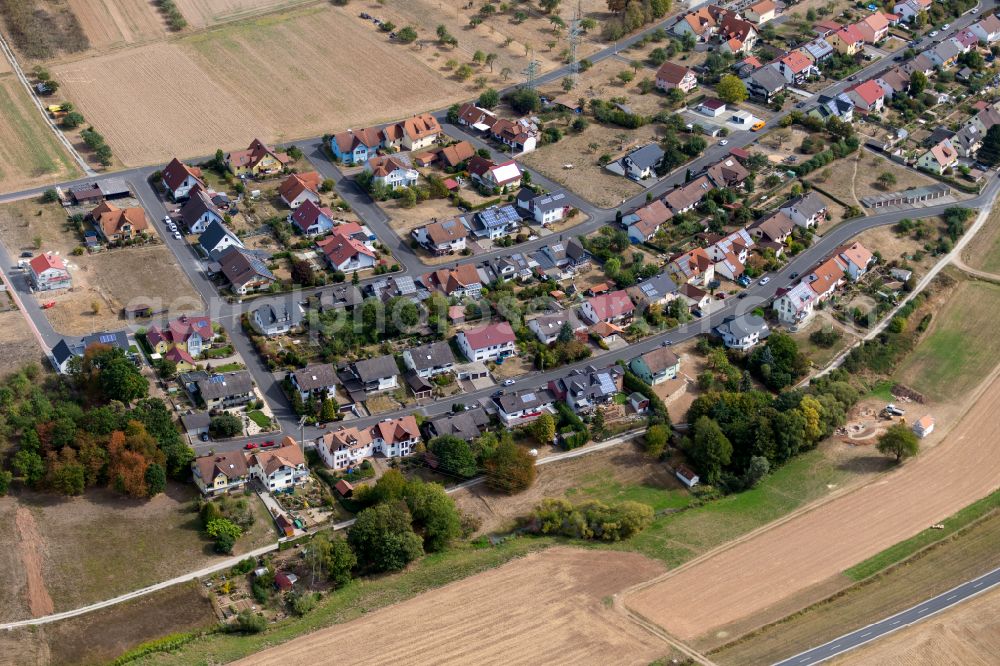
[877,171,897,189]
[13,449,45,486]
[397,26,418,43]
[0,469,12,496]
[909,70,927,96]
[404,481,462,552]
[716,74,748,104]
[309,532,356,588]
[877,423,919,463]
[320,398,339,422]
[456,63,474,81]
[429,435,478,478]
[532,412,556,445]
[232,611,267,634]
[687,416,732,485]
[96,352,148,403]
[144,462,167,496]
[210,413,243,438]
[207,517,242,553]
[478,87,500,109]
[348,502,424,572]
[484,439,536,494]
[977,124,1000,167]
[508,87,541,114]
[644,424,670,458]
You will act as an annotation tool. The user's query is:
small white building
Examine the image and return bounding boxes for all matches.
[913,415,935,438]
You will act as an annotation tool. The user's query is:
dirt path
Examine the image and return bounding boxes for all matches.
[233,549,669,666]
[625,364,1000,646]
[15,507,54,617]
[951,255,1000,283]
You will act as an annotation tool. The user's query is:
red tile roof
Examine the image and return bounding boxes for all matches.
[587,289,635,320]
[462,321,515,350]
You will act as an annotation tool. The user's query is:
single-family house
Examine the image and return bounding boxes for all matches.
[226,138,290,177]
[893,0,931,22]
[412,217,468,254]
[278,171,322,208]
[163,347,197,372]
[623,199,673,243]
[773,281,818,325]
[455,103,498,130]
[342,355,399,395]
[717,12,758,54]
[425,408,491,441]
[528,311,583,345]
[88,201,149,243]
[778,50,818,83]
[580,289,635,325]
[398,113,441,150]
[289,199,336,236]
[179,186,225,234]
[655,62,698,92]
[468,204,521,240]
[627,272,678,309]
[161,157,205,201]
[490,117,540,154]
[669,247,715,286]
[146,314,214,356]
[706,228,755,280]
[548,365,625,414]
[192,451,249,497]
[620,143,665,181]
[493,388,555,426]
[289,363,339,403]
[705,156,750,189]
[366,155,419,189]
[846,79,886,113]
[744,0,776,24]
[917,138,959,174]
[664,175,712,213]
[678,282,712,312]
[748,210,795,243]
[251,302,300,337]
[801,37,835,63]
[49,339,76,374]
[468,156,523,190]
[29,253,72,291]
[857,12,890,43]
[516,189,571,226]
[423,263,482,298]
[827,24,864,55]
[743,64,787,102]
[837,241,875,280]
[317,229,377,272]
[673,5,721,40]
[630,347,681,385]
[317,284,364,312]
[198,220,244,258]
[438,140,476,168]
[193,370,255,409]
[218,246,276,294]
[926,39,963,68]
[330,126,383,165]
[970,14,1000,43]
[809,93,855,122]
[713,314,770,350]
[403,340,456,379]
[456,321,516,362]
[246,440,309,492]
[804,255,846,300]
[780,192,828,228]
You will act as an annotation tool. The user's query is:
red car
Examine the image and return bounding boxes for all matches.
[261,440,276,448]
[244,442,258,450]
[41,301,56,309]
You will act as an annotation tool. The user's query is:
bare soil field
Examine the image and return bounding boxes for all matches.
[232,548,669,666]
[2,581,215,666]
[52,6,466,166]
[453,441,682,535]
[712,508,1000,665]
[174,0,315,28]
[0,483,274,622]
[0,307,46,375]
[830,586,1000,666]
[626,362,1000,647]
[0,75,81,193]
[66,0,166,51]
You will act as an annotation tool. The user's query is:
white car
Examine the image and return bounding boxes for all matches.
[173,232,182,240]
[719,139,729,146]
[163,215,171,223]
[929,30,939,37]
[942,23,950,30]
[503,379,516,386]
[759,276,771,285]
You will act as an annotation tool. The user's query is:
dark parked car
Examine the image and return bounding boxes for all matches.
[789,272,799,280]
[20,251,33,258]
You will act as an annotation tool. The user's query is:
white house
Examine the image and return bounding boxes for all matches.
[655,61,698,92]
[317,230,377,272]
[198,220,244,258]
[179,186,225,234]
[773,281,817,325]
[366,155,419,189]
[289,200,336,236]
[412,218,468,255]
[493,389,555,426]
[580,290,635,325]
[161,157,205,201]
[28,253,72,291]
[289,363,339,403]
[620,144,665,181]
[516,189,571,226]
[456,321,516,362]
[402,340,456,379]
[246,440,310,492]
[713,314,770,350]
[278,172,322,209]
[315,416,421,470]
[780,192,828,229]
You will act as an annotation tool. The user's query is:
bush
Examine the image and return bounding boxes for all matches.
[522,498,653,541]
[229,610,267,634]
[210,413,243,438]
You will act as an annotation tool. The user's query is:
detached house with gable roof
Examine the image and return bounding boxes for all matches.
[341,355,399,397]
[315,416,421,470]
[706,228,755,281]
[29,252,71,291]
[773,281,818,325]
[218,246,275,294]
[857,12,890,43]
[397,113,441,151]
[468,156,523,191]
[161,157,205,201]
[89,201,149,243]
[548,364,625,414]
[199,220,244,258]
[403,340,456,379]
[917,138,959,174]
[289,363,339,403]
[226,138,290,177]
[580,289,635,325]
[777,50,818,83]
[668,247,715,286]
[330,126,384,164]
[146,314,215,357]
[366,155,419,189]
[317,226,377,272]
[630,347,681,385]
[179,185,225,234]
[655,62,698,93]
[278,171,322,209]
[516,189,571,226]
[623,199,672,243]
[828,24,865,55]
[457,321,516,362]
[289,199,336,236]
[192,450,249,497]
[845,80,886,113]
[780,192,828,228]
[620,143,665,181]
[247,439,309,492]
[412,217,468,254]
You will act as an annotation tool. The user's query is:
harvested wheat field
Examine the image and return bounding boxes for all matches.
[174,0,314,28]
[627,365,1000,647]
[66,0,167,51]
[234,548,668,666]
[831,586,1000,666]
[52,6,467,166]
[0,75,80,192]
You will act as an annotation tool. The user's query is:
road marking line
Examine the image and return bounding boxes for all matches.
[860,631,872,638]
[947,594,958,601]
[891,620,901,625]
[830,644,841,649]
[799,658,811,663]
[917,607,929,614]
[974,581,985,588]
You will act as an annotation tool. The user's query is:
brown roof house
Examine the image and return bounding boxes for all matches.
[191,450,249,497]
[246,438,309,492]
[226,138,291,177]
[278,171,322,209]
[655,62,698,93]
[89,201,150,243]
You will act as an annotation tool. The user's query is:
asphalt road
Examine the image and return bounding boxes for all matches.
[773,565,1000,666]
[0,9,994,457]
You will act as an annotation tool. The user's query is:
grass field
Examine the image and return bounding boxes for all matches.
[710,495,1000,666]
[895,280,1000,400]
[816,151,940,210]
[0,308,46,376]
[0,75,80,193]
[962,200,1000,274]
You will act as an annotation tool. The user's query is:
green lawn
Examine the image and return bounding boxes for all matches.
[0,77,80,187]
[213,362,244,373]
[202,346,234,359]
[894,281,1000,399]
[247,411,271,429]
[845,488,1000,581]
[865,380,895,402]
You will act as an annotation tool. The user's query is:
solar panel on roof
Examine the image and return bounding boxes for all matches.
[521,392,536,403]
[210,375,226,384]
[597,373,617,395]
[99,334,116,344]
[641,283,656,296]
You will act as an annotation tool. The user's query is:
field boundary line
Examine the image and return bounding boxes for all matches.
[0,33,94,176]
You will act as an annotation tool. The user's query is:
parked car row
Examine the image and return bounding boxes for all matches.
[245,440,276,450]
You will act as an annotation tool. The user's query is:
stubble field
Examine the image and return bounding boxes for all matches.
[626,362,1000,648]
[231,548,669,666]
[51,5,467,166]
[174,0,315,28]
[65,0,167,51]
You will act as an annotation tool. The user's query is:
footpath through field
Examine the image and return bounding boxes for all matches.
[625,363,1000,644]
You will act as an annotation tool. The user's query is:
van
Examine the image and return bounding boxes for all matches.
[751,121,766,131]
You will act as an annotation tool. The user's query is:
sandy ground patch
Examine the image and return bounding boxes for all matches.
[452,441,682,535]
[15,506,55,617]
[626,363,1000,646]
[232,548,669,666]
[66,0,166,51]
[0,308,46,375]
[0,75,81,193]
[829,586,1000,666]
[52,6,467,166]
